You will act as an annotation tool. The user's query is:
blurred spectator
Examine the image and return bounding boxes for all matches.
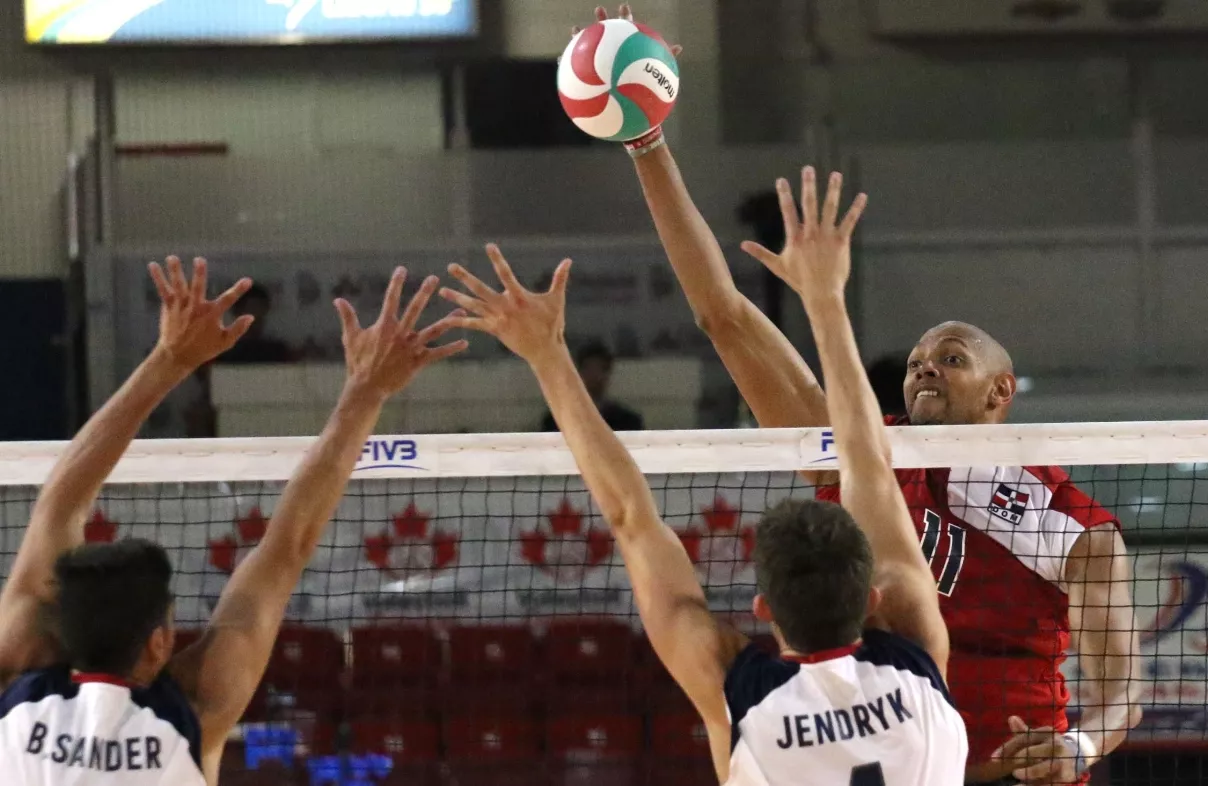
[867,352,909,418]
[541,340,644,432]
[216,283,294,364]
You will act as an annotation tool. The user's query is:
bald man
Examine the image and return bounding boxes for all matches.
[615,82,1141,784]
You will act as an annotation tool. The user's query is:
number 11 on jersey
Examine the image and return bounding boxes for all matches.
[919,509,965,596]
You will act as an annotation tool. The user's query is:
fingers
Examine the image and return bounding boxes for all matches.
[595,6,607,21]
[190,257,207,304]
[148,262,173,306]
[448,263,501,303]
[445,314,489,333]
[213,277,253,313]
[166,255,187,294]
[222,314,255,348]
[549,258,573,297]
[740,241,785,277]
[839,193,869,238]
[485,243,523,292]
[415,309,467,345]
[423,339,470,365]
[671,44,683,56]
[619,3,633,21]
[379,266,407,324]
[334,298,361,338]
[1008,716,1031,735]
[398,275,440,335]
[1012,754,1062,783]
[822,171,843,228]
[438,286,488,317]
[572,25,581,36]
[775,177,800,244]
[802,166,819,231]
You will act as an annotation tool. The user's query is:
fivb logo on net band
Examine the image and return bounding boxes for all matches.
[355,437,424,472]
[809,429,839,465]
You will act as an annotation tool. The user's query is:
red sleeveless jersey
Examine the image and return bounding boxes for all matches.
[815,416,1118,765]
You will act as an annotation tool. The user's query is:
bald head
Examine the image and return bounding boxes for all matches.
[919,322,1013,375]
[904,322,1017,426]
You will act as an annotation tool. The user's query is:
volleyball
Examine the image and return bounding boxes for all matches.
[557,19,680,142]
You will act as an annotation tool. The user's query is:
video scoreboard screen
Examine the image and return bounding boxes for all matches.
[26,0,477,45]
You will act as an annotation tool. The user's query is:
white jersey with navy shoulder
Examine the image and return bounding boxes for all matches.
[0,666,204,785]
[724,628,967,786]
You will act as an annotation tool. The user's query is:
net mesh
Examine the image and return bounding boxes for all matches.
[1,427,1206,785]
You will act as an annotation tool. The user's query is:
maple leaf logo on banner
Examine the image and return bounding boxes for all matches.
[84,511,119,544]
[520,499,612,582]
[677,497,756,583]
[208,508,269,575]
[363,502,459,581]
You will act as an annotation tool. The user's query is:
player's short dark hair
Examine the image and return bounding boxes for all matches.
[53,539,174,675]
[575,340,613,369]
[754,499,874,652]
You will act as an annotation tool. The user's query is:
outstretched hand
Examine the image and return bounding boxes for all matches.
[336,267,468,399]
[740,167,867,308]
[149,255,254,371]
[572,4,683,57]
[439,244,573,366]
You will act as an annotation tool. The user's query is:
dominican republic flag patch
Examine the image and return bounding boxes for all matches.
[989,484,1030,525]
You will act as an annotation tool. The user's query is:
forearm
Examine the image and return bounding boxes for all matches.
[1074,676,1141,761]
[529,345,657,530]
[635,145,826,428]
[803,295,891,478]
[29,350,189,552]
[263,381,387,561]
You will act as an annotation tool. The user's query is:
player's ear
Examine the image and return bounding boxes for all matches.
[752,594,775,624]
[988,372,1016,413]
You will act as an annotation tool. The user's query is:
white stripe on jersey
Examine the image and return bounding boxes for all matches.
[723,629,967,786]
[0,667,204,785]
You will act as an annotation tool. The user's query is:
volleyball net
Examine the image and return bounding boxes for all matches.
[1,422,1206,785]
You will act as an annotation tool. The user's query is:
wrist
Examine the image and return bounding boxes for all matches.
[526,342,574,376]
[144,346,195,386]
[339,378,392,409]
[1061,729,1098,776]
[800,290,847,318]
[624,126,666,159]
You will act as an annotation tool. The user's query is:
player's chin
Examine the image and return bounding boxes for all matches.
[908,399,948,426]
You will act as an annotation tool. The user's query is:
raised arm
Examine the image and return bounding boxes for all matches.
[0,258,252,687]
[441,245,747,775]
[168,270,466,774]
[745,168,948,671]
[585,4,828,433]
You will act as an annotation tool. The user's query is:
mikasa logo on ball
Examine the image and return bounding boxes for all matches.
[644,63,677,100]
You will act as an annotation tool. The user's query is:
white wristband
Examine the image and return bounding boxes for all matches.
[1061,728,1098,776]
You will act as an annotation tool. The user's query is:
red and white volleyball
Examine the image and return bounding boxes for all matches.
[557,19,680,142]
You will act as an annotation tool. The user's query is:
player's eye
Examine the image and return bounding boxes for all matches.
[944,355,963,365]
[907,360,922,370]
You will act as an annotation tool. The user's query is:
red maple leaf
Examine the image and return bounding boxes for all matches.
[392,503,430,540]
[520,531,547,566]
[547,499,584,535]
[741,527,756,563]
[585,528,613,565]
[364,533,393,571]
[84,511,117,544]
[208,535,238,574]
[701,497,740,532]
[431,532,459,569]
[237,508,269,544]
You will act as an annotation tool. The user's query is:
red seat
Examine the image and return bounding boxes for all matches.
[650,713,711,758]
[449,625,538,681]
[545,683,636,714]
[446,760,549,786]
[546,714,643,759]
[551,761,640,786]
[444,681,543,716]
[543,621,635,681]
[350,625,442,688]
[444,715,542,762]
[642,756,716,786]
[344,684,437,721]
[263,626,344,692]
[348,719,441,766]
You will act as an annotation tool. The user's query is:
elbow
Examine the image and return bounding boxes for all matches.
[691,295,747,338]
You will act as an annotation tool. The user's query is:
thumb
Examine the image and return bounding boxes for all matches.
[741,241,785,275]
[1008,716,1029,734]
[550,258,573,297]
[222,314,255,348]
[334,298,360,339]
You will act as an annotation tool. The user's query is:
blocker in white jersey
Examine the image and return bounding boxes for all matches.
[0,666,203,785]
[725,629,967,786]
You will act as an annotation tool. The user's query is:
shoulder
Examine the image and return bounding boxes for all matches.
[132,671,203,767]
[856,629,953,707]
[723,643,798,723]
[0,665,72,721]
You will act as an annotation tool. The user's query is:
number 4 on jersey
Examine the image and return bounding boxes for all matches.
[850,762,885,786]
[919,509,965,596]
